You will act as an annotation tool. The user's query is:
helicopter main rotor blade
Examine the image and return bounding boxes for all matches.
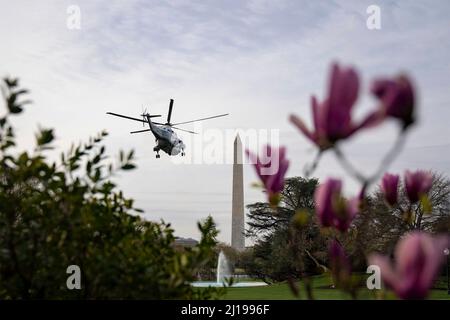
[107,112,147,123]
[171,126,198,134]
[138,115,165,125]
[130,129,151,134]
[172,113,229,126]
[107,112,162,122]
[140,114,162,119]
[167,99,174,124]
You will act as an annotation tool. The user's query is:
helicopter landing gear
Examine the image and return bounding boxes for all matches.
[181,150,185,156]
[156,152,160,159]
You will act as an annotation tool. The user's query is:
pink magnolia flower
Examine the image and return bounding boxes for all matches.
[381,173,400,206]
[371,75,415,130]
[314,178,359,232]
[369,231,449,300]
[404,170,433,203]
[290,63,380,150]
[246,145,289,206]
[329,240,351,285]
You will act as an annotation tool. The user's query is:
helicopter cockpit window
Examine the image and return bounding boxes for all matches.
[159,128,171,139]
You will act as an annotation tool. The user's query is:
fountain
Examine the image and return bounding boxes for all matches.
[191,251,268,288]
[216,251,231,284]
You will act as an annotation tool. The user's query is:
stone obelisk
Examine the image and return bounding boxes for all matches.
[231,134,245,251]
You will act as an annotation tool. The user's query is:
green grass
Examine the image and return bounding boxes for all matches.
[219,275,450,300]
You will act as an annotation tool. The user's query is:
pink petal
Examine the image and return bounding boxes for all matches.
[418,234,448,292]
[289,114,317,144]
[347,197,360,221]
[315,179,342,227]
[351,109,386,134]
[395,232,424,276]
[311,95,323,135]
[420,172,433,194]
[368,254,398,291]
[326,63,359,138]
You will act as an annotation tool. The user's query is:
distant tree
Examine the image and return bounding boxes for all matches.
[0,77,220,299]
[246,177,317,236]
[351,172,450,259]
[244,177,328,282]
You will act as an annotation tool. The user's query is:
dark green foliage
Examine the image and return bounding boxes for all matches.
[245,177,328,282]
[0,78,220,299]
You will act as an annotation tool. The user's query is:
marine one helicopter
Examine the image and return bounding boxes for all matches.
[107,99,228,158]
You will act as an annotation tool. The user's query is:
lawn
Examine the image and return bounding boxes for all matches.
[219,275,450,300]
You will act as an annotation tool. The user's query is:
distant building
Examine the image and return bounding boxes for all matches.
[174,237,198,247]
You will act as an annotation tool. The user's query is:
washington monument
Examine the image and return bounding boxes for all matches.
[231,134,245,251]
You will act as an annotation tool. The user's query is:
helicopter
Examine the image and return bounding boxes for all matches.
[107,99,228,158]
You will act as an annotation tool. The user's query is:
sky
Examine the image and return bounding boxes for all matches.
[1,0,450,243]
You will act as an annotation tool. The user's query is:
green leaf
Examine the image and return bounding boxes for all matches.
[14,89,29,95]
[92,154,101,164]
[93,168,101,182]
[420,194,433,214]
[292,209,309,228]
[86,161,92,173]
[9,105,23,114]
[4,77,18,88]
[121,164,136,170]
[36,129,54,146]
[17,152,29,165]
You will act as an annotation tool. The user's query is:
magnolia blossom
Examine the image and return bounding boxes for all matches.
[369,232,448,300]
[290,64,417,150]
[329,240,351,286]
[381,173,400,206]
[246,145,289,206]
[290,63,380,150]
[371,75,415,130]
[404,170,433,203]
[314,178,359,232]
